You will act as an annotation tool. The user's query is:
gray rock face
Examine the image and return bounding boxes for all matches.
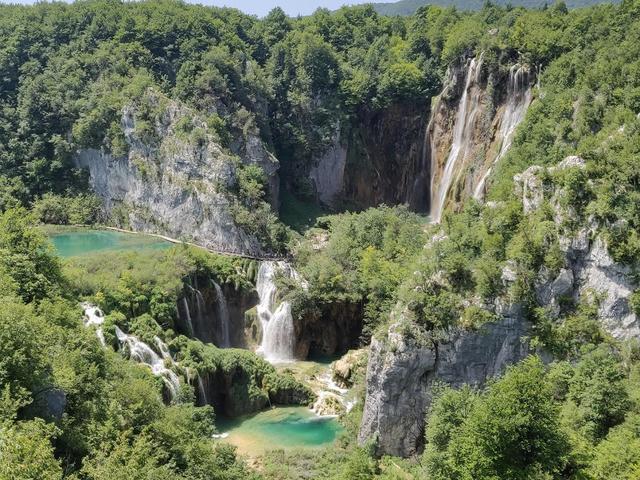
[75,92,277,255]
[574,236,639,339]
[310,124,347,206]
[24,387,66,422]
[358,314,530,457]
[513,165,545,214]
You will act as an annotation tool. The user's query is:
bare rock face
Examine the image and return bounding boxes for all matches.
[358,314,530,457]
[310,123,347,207]
[332,348,368,388]
[514,165,545,214]
[575,236,639,339]
[74,90,278,256]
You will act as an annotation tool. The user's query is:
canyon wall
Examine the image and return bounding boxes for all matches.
[309,103,429,211]
[74,90,279,256]
[308,56,534,217]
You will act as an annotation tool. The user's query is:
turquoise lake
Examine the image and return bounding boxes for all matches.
[50,229,171,257]
[217,406,342,455]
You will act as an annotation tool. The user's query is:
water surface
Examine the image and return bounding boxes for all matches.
[216,406,342,455]
[50,229,171,257]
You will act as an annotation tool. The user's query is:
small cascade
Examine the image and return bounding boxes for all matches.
[311,371,356,417]
[473,64,533,200]
[213,281,231,348]
[196,373,209,406]
[115,326,181,401]
[81,302,106,346]
[430,55,484,222]
[179,296,194,337]
[255,261,299,363]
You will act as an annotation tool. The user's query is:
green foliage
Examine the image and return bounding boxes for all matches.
[292,206,426,336]
[0,208,65,302]
[0,420,62,480]
[425,357,570,479]
[33,193,103,225]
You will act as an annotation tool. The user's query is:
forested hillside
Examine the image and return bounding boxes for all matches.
[1,0,640,478]
[371,0,621,15]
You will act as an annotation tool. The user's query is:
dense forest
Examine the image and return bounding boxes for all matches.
[371,0,621,15]
[1,0,640,478]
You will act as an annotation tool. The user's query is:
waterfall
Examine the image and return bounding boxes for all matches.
[255,261,298,363]
[213,281,231,348]
[115,326,181,401]
[180,297,194,337]
[473,64,533,200]
[82,303,106,347]
[430,55,484,222]
[196,373,209,406]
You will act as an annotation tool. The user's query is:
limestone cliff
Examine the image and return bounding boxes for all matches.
[358,157,639,458]
[358,310,530,457]
[308,55,535,217]
[74,90,279,256]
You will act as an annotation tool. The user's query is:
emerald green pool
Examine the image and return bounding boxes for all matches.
[216,407,342,455]
[50,229,171,258]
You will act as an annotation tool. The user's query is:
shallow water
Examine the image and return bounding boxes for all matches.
[216,406,342,455]
[50,229,170,257]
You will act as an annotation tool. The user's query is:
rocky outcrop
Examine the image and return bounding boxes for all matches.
[74,90,278,256]
[358,314,531,457]
[518,157,639,339]
[332,348,368,388]
[196,355,314,417]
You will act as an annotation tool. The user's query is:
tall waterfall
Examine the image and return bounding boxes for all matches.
[430,55,484,222]
[213,281,231,348]
[115,326,181,401]
[473,64,533,200]
[255,261,298,363]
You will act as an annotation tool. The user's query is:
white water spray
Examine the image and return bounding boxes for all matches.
[115,326,181,401]
[255,261,299,363]
[81,302,106,346]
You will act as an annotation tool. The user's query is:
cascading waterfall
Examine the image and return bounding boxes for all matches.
[115,326,181,401]
[81,302,106,346]
[255,261,298,363]
[473,64,533,200]
[213,281,231,348]
[430,55,484,222]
